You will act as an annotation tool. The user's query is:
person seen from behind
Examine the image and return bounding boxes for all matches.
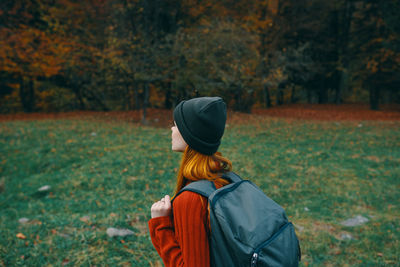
[148,96,232,266]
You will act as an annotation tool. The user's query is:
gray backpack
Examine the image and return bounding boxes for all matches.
[174,172,301,267]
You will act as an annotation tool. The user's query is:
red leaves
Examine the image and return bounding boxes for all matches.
[252,104,400,121]
[0,104,399,124]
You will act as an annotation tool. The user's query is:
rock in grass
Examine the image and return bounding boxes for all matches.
[106,227,134,237]
[340,215,369,227]
[18,218,30,224]
[31,185,52,198]
[294,224,304,232]
[339,233,355,240]
[38,185,51,192]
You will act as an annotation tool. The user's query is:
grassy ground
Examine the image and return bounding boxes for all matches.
[0,116,399,266]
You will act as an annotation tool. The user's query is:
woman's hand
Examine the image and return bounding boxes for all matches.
[151,195,172,218]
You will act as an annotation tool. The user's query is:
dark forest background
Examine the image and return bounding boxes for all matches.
[0,0,399,114]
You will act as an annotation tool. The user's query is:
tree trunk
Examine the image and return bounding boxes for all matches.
[234,86,242,111]
[134,85,140,110]
[72,85,86,110]
[259,3,273,109]
[336,69,347,104]
[369,85,380,110]
[307,89,313,104]
[141,82,150,124]
[19,77,35,112]
[264,84,272,108]
[84,88,109,111]
[318,81,328,104]
[164,82,172,109]
[125,84,131,110]
[336,0,353,104]
[276,82,286,105]
[290,85,297,103]
[276,89,284,105]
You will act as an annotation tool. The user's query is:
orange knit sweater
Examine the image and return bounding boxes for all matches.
[148,191,210,267]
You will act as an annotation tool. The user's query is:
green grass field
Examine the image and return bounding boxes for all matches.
[1,116,399,266]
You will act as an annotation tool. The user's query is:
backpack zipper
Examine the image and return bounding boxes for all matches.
[250,222,292,266]
[250,252,258,267]
[210,180,248,208]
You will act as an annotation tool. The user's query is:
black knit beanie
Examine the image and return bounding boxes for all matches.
[173,97,227,155]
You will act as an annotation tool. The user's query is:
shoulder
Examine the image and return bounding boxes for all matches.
[173,191,207,211]
[172,191,209,229]
[173,190,206,205]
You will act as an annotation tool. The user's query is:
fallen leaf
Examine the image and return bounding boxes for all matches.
[127,176,138,182]
[30,220,42,225]
[365,156,381,163]
[16,233,26,239]
[62,259,70,266]
[79,216,90,222]
[123,248,136,255]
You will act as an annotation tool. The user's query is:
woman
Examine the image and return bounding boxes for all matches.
[148,96,232,267]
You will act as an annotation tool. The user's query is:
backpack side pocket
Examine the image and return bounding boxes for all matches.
[251,222,300,267]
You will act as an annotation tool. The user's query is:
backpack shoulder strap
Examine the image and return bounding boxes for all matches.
[172,180,216,204]
[222,171,242,183]
[171,172,242,204]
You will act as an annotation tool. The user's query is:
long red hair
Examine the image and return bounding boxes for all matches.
[173,146,232,198]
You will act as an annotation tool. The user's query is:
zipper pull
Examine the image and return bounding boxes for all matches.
[251,252,258,267]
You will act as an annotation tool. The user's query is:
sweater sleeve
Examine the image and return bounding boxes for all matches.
[148,191,210,267]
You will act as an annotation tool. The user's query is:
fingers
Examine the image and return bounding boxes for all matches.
[163,195,171,209]
[150,195,172,218]
[160,195,170,203]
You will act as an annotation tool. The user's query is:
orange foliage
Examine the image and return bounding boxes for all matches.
[0,27,73,78]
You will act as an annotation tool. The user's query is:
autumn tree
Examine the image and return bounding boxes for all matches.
[0,0,72,112]
[1,0,398,113]
[171,20,259,112]
[349,0,400,110]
